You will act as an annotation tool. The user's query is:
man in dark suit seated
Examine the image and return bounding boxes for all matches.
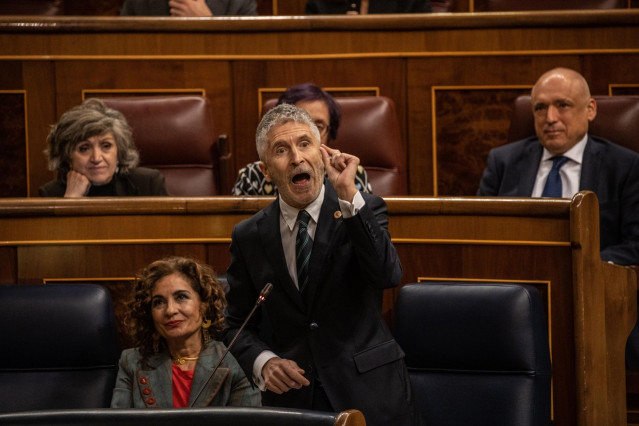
[477,67,639,266]
[224,103,421,426]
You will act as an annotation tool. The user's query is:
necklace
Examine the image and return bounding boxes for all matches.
[172,356,199,365]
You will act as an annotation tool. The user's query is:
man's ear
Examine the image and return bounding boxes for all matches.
[587,97,597,122]
[258,161,272,182]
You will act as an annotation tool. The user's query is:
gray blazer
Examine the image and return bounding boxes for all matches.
[120,0,257,16]
[111,340,261,408]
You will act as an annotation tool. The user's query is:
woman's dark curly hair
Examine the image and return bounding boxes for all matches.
[123,257,226,362]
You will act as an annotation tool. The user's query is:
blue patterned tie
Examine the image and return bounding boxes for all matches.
[296,210,313,293]
[541,156,569,198]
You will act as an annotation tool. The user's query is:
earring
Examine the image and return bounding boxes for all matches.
[201,318,212,343]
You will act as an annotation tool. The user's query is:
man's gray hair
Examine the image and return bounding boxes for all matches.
[255,103,321,162]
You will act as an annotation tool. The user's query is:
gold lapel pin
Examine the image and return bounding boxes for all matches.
[334,210,342,219]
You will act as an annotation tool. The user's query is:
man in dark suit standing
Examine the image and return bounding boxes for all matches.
[478,67,639,266]
[224,104,420,426]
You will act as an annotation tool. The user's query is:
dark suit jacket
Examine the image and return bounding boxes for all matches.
[305,0,431,14]
[110,340,261,408]
[120,0,257,15]
[38,167,169,197]
[478,135,639,266]
[225,181,419,426]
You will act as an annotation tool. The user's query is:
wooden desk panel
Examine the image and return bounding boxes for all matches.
[0,192,635,425]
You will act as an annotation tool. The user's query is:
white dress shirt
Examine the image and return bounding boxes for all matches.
[531,134,587,198]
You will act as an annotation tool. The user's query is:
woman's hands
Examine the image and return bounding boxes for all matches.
[64,170,91,198]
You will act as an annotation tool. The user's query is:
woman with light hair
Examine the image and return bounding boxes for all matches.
[39,98,168,197]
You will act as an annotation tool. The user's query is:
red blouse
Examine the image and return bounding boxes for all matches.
[172,363,195,408]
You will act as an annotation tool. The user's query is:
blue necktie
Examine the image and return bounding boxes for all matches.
[296,210,313,293]
[541,156,569,198]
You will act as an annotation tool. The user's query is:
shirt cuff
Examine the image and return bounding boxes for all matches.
[252,350,278,391]
[338,191,365,218]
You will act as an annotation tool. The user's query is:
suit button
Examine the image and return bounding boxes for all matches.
[143,388,151,395]
[139,377,148,385]
[310,322,319,330]
[146,397,156,405]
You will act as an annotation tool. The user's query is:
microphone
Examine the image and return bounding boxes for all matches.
[223,282,273,355]
[193,282,273,399]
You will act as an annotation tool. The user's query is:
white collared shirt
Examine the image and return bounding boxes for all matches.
[279,185,324,290]
[532,134,587,198]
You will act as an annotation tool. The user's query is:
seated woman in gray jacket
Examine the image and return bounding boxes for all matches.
[111,256,261,408]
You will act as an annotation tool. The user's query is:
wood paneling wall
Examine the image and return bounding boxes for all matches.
[0,91,28,196]
[1,12,639,197]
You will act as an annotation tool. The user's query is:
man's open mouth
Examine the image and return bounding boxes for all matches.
[292,173,310,184]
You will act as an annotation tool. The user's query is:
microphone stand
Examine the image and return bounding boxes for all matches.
[220,282,273,367]
[191,282,273,401]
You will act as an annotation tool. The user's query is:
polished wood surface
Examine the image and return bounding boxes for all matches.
[0,192,635,425]
[335,409,366,426]
[1,11,639,196]
[2,12,638,51]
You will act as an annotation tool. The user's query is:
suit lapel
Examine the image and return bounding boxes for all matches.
[257,200,305,310]
[188,344,230,407]
[579,137,602,192]
[304,182,342,308]
[517,139,543,196]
